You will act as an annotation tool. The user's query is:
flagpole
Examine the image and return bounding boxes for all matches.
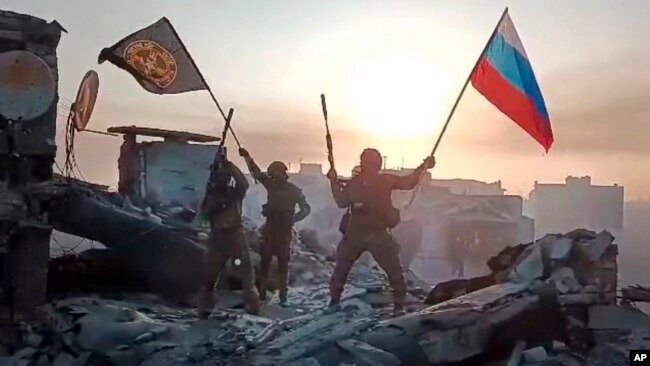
[405,7,509,210]
[165,18,242,148]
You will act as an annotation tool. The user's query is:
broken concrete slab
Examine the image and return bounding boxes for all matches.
[576,231,614,262]
[506,341,526,366]
[418,322,493,365]
[588,305,650,330]
[286,357,322,366]
[538,234,562,260]
[549,267,581,294]
[336,339,400,366]
[549,238,574,262]
[424,282,531,312]
[522,346,548,363]
[622,285,650,303]
[425,275,496,306]
[564,228,597,241]
[508,244,544,283]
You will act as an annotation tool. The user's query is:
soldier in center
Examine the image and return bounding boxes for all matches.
[239,148,311,306]
[326,148,435,315]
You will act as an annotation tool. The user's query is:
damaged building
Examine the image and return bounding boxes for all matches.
[2,7,650,366]
[526,176,624,240]
[5,223,650,366]
[0,10,65,322]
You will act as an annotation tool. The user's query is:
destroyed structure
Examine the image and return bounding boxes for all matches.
[1,9,649,366]
[0,11,65,322]
[6,223,650,366]
[106,125,220,210]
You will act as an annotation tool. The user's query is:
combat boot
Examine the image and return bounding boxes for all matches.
[323,299,341,314]
[198,287,215,320]
[279,283,289,307]
[243,288,261,316]
[392,303,406,317]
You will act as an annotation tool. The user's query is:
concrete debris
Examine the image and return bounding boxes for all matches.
[549,267,581,294]
[336,339,401,366]
[505,341,526,366]
[588,305,650,330]
[621,285,650,303]
[3,226,645,366]
[549,238,574,262]
[576,230,615,262]
[286,357,322,366]
[522,346,548,363]
[508,243,544,283]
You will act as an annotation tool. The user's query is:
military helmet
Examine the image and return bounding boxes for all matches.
[267,161,288,179]
[360,148,382,172]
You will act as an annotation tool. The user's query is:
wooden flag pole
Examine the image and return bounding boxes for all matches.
[405,7,509,210]
[166,20,242,149]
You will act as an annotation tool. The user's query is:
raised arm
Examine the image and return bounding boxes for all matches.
[388,156,436,190]
[239,148,272,188]
[292,189,312,223]
[327,168,350,208]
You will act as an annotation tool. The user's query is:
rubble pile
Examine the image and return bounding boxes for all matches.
[5,228,650,365]
[257,229,640,366]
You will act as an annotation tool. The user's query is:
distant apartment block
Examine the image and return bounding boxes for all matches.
[360,167,505,196]
[527,176,624,240]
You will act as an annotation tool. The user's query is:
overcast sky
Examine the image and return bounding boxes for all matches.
[5,0,650,199]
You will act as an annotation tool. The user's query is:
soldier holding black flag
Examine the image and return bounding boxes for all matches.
[198,147,260,318]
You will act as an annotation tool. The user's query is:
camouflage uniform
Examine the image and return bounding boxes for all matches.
[198,160,260,318]
[243,154,311,303]
[328,152,432,312]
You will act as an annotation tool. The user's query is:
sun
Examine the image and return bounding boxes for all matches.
[345,54,449,139]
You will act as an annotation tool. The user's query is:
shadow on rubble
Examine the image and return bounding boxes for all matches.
[268,228,639,366]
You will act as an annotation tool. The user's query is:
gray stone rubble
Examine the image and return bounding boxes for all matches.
[3,228,650,365]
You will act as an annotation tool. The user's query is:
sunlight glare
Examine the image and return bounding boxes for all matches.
[345,54,449,138]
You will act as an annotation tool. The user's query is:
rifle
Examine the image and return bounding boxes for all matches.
[320,94,335,172]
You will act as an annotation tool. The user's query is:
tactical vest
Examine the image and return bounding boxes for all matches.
[201,165,239,217]
[345,174,400,230]
[263,182,301,225]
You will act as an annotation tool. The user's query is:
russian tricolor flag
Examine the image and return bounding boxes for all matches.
[471,10,553,152]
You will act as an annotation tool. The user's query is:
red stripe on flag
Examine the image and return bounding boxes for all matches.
[471,57,554,152]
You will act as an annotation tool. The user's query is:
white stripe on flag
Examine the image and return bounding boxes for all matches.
[497,13,529,59]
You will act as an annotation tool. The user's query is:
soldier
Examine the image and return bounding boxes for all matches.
[326,148,435,315]
[198,147,260,318]
[239,148,311,306]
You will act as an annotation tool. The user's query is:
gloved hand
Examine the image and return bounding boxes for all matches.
[423,156,436,169]
[326,167,338,181]
[239,148,250,158]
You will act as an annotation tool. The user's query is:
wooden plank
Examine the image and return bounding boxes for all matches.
[108,125,220,143]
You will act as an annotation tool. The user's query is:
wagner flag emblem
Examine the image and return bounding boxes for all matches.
[98,17,208,94]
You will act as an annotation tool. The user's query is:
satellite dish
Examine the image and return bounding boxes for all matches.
[0,50,56,121]
[72,70,99,131]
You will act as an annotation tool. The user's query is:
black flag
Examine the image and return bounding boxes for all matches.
[98,17,208,94]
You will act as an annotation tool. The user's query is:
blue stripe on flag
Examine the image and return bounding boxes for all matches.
[485,33,549,120]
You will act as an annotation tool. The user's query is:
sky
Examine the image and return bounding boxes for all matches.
[5,0,650,199]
